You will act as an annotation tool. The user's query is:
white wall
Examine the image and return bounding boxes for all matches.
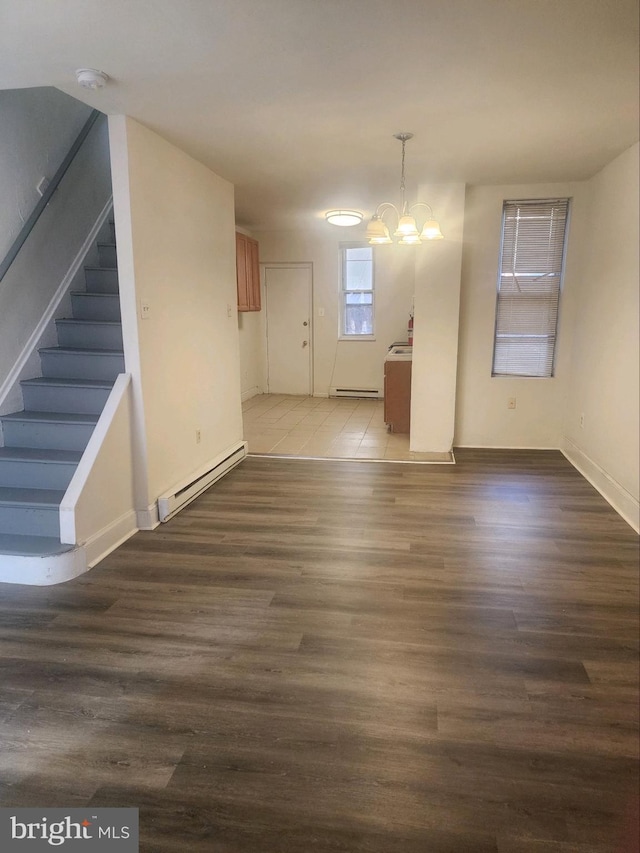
[0,87,91,261]
[252,225,415,395]
[410,182,466,452]
[562,144,639,529]
[455,180,589,448]
[109,116,244,522]
[238,309,267,400]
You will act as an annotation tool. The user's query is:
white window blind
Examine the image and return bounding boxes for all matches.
[492,198,570,377]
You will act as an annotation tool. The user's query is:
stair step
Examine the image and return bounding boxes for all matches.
[1,410,99,451]
[21,377,114,414]
[56,318,123,351]
[97,242,117,268]
[39,346,124,381]
[0,533,73,557]
[84,267,119,293]
[71,292,121,322]
[0,447,82,490]
[0,486,64,537]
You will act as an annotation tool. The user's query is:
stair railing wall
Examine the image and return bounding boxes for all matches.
[0,114,113,419]
[0,110,101,285]
[60,372,137,565]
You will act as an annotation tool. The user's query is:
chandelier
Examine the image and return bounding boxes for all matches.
[366,133,443,245]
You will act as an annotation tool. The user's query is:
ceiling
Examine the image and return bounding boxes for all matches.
[0,0,638,230]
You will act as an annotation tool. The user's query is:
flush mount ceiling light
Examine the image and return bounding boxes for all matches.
[366,133,443,245]
[75,68,110,90]
[325,209,364,227]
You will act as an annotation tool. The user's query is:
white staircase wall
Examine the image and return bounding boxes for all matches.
[60,373,137,565]
[0,88,92,262]
[108,116,244,527]
[0,116,113,416]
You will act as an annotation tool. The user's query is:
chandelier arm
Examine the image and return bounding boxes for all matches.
[408,202,435,220]
[375,202,400,223]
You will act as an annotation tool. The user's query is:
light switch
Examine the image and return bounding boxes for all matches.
[140,300,151,320]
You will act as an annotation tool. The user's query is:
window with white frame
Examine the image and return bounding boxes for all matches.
[340,244,374,337]
[492,198,570,377]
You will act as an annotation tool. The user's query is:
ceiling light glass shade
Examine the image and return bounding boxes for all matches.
[325,210,364,227]
[394,214,420,237]
[366,216,389,239]
[398,234,422,245]
[369,233,393,245]
[420,219,444,240]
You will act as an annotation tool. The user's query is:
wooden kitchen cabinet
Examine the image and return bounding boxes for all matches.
[235,232,261,312]
[384,359,412,433]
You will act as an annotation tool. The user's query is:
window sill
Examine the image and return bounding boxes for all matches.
[339,335,376,342]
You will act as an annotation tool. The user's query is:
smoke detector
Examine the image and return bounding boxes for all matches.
[75,68,109,90]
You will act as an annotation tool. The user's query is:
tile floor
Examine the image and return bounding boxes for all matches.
[242,394,453,463]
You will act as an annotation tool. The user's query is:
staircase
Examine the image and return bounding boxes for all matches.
[0,225,123,562]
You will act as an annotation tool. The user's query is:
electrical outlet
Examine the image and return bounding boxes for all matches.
[508,397,516,410]
[318,307,325,317]
[140,300,151,320]
[195,429,201,444]
[227,303,233,318]
[579,413,585,428]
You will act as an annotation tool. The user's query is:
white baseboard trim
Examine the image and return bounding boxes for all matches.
[241,386,261,402]
[329,387,382,399]
[157,441,247,523]
[0,546,88,586]
[562,438,639,533]
[85,509,138,568]
[453,444,560,450]
[0,196,113,415]
[313,391,329,398]
[137,504,160,530]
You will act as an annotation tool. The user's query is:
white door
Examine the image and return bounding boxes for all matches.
[264,264,312,395]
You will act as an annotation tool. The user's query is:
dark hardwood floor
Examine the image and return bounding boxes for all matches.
[0,449,638,852]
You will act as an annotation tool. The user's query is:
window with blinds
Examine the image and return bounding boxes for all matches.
[492,198,570,377]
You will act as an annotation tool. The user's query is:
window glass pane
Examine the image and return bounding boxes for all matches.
[340,244,374,336]
[345,260,372,290]
[345,247,372,261]
[344,305,373,335]
[345,292,373,305]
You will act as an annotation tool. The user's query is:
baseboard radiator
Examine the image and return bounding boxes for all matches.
[157,441,247,523]
[329,387,382,399]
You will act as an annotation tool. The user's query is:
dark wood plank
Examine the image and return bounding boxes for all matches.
[0,450,637,852]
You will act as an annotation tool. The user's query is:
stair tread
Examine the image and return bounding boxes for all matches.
[56,318,122,326]
[0,486,65,507]
[84,266,119,272]
[97,242,116,247]
[70,291,119,297]
[21,377,115,389]
[0,533,73,557]
[1,410,99,424]
[39,346,124,355]
[0,447,82,464]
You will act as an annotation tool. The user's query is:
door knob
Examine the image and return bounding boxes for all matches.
[303,321,308,326]
[302,340,308,347]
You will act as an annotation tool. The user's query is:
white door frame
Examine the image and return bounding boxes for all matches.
[262,262,314,396]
